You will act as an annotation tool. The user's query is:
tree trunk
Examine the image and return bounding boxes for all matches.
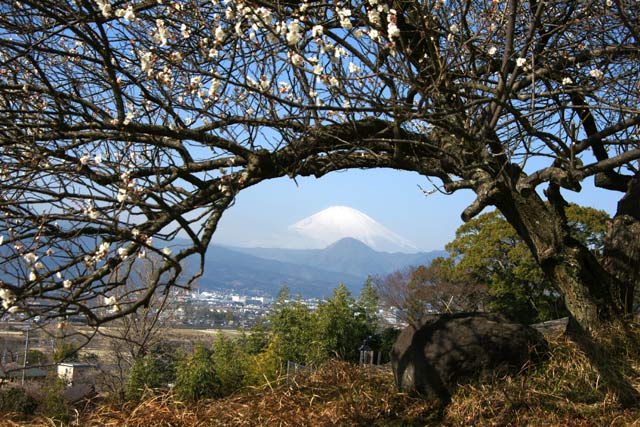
[602,172,640,314]
[493,183,626,331]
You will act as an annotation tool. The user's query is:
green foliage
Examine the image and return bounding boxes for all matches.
[26,349,49,366]
[0,387,38,417]
[358,277,380,324]
[163,284,382,402]
[40,377,71,425]
[245,336,285,385]
[173,343,219,402]
[444,205,609,323]
[125,353,175,401]
[310,284,375,363]
[53,341,79,363]
[239,321,270,355]
[375,327,401,364]
[267,284,379,366]
[210,334,250,396]
[268,292,315,364]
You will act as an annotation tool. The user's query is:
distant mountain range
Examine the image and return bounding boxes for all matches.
[197,238,446,298]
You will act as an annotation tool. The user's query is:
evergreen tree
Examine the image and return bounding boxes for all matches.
[311,284,374,363]
[173,344,219,402]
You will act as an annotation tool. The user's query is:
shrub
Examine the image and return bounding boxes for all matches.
[0,386,38,417]
[126,354,175,401]
[173,344,219,402]
[210,335,250,396]
[39,377,71,425]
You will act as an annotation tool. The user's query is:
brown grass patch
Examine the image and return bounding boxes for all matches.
[5,323,640,427]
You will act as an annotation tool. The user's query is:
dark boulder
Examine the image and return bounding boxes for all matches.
[390,312,547,403]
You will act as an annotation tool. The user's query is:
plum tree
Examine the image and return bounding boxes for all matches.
[0,0,638,331]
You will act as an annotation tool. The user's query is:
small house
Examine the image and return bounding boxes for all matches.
[57,362,97,386]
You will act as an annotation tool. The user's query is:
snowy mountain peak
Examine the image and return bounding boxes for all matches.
[288,206,419,253]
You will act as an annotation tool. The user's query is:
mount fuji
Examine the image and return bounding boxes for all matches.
[194,206,445,297]
[288,206,419,253]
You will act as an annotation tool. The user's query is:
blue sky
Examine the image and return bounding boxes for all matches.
[211,168,621,252]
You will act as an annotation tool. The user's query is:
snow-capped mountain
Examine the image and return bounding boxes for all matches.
[288,206,419,253]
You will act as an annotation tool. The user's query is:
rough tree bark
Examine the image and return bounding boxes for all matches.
[603,173,640,315]
[492,173,628,331]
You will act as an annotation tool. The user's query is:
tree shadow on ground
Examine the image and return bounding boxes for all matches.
[566,318,640,408]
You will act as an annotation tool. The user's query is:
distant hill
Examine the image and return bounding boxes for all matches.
[196,238,446,297]
[197,245,365,298]
[230,238,446,279]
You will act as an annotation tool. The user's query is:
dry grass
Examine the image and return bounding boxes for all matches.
[4,323,640,427]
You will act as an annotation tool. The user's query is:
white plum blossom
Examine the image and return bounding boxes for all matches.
[94,154,102,164]
[94,0,112,18]
[215,25,225,43]
[348,62,360,73]
[117,247,128,260]
[190,76,203,89]
[488,46,497,56]
[329,76,339,87]
[278,82,291,93]
[208,78,221,97]
[95,241,110,261]
[181,23,191,39]
[368,9,381,25]
[140,51,153,75]
[104,295,121,313]
[117,188,127,202]
[589,68,604,79]
[7,306,19,314]
[449,24,459,33]
[337,8,352,29]
[562,77,573,85]
[80,154,90,165]
[313,64,323,75]
[23,252,38,264]
[0,288,16,309]
[290,52,304,66]
[155,19,169,46]
[124,6,136,21]
[387,22,400,39]
[259,76,271,91]
[286,20,303,45]
[28,271,36,282]
[34,261,45,270]
[312,25,323,38]
[63,279,72,289]
[516,57,527,67]
[162,247,172,256]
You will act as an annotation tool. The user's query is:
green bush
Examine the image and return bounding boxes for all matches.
[173,343,219,402]
[211,334,250,396]
[126,353,175,401]
[40,377,71,425]
[0,386,38,416]
[310,284,375,364]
